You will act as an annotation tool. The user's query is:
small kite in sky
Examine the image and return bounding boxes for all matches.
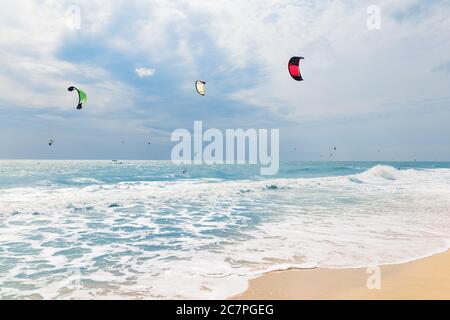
[288,57,304,81]
[68,86,88,110]
[195,81,206,96]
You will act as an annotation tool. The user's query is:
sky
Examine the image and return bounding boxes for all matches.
[0,0,449,161]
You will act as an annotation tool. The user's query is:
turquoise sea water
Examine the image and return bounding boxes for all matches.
[0,160,449,299]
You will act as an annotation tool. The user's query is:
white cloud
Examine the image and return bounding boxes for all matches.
[135,67,156,78]
[90,0,450,122]
[183,0,450,121]
[0,1,136,113]
[1,0,449,123]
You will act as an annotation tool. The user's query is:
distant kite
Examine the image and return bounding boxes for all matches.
[48,139,54,146]
[195,81,206,96]
[68,86,88,110]
[288,57,304,81]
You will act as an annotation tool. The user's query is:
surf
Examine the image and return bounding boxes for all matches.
[0,161,449,299]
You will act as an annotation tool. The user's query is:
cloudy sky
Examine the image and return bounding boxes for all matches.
[0,0,449,160]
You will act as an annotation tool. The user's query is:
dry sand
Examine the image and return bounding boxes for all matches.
[232,250,450,300]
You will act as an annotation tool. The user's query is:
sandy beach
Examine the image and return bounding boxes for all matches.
[232,250,450,300]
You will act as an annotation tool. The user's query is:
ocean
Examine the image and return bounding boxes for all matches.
[0,160,449,299]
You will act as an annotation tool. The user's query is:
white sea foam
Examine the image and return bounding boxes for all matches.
[69,177,105,184]
[0,165,449,299]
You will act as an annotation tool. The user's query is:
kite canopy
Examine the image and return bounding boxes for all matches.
[195,81,206,96]
[48,139,54,146]
[288,57,304,81]
[68,86,88,109]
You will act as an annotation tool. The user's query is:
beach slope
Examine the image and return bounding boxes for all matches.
[232,250,450,300]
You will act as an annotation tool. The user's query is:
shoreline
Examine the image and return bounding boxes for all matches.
[231,249,450,300]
